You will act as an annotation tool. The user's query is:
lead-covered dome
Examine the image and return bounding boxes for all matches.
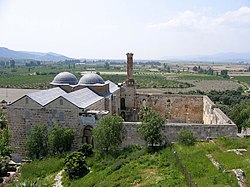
[50,72,78,85]
[79,73,105,84]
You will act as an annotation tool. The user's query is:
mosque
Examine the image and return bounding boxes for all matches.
[7,53,237,159]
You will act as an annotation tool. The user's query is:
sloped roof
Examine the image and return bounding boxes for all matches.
[106,80,120,93]
[62,88,103,109]
[27,87,66,106]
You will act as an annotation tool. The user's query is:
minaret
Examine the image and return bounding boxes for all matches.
[126,53,134,86]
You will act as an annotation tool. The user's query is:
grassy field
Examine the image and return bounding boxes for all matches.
[175,137,250,187]
[12,137,250,187]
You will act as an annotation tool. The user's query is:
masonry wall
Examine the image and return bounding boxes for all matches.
[203,96,233,125]
[122,122,238,147]
[135,94,203,123]
[7,96,105,160]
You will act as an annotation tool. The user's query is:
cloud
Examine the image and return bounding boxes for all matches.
[148,6,250,31]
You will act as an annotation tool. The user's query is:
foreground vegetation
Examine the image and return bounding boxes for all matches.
[12,137,250,187]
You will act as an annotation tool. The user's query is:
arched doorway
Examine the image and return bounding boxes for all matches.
[82,126,93,145]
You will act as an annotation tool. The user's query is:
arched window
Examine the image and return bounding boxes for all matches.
[60,99,63,105]
[120,98,125,110]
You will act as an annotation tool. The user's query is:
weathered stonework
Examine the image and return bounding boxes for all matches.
[122,122,238,147]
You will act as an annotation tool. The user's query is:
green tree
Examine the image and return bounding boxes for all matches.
[0,128,12,156]
[0,110,7,129]
[26,125,48,159]
[178,129,197,146]
[64,152,89,179]
[221,70,229,78]
[138,107,165,148]
[93,115,124,151]
[230,101,250,132]
[77,143,93,157]
[48,125,74,155]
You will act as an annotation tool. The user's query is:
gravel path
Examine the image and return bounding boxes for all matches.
[53,170,64,187]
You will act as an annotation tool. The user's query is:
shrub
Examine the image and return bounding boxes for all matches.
[64,152,89,179]
[26,125,48,159]
[178,129,197,146]
[48,125,74,155]
[77,143,93,157]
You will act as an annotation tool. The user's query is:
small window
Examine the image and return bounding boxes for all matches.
[60,99,63,105]
[25,97,29,104]
[59,112,64,121]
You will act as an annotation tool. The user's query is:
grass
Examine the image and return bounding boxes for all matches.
[12,157,64,186]
[174,143,238,187]
[63,147,186,187]
[12,138,250,187]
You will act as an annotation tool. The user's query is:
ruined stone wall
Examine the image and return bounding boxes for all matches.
[135,94,203,123]
[121,122,238,147]
[203,96,233,125]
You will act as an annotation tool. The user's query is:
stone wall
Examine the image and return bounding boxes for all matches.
[7,95,105,159]
[203,96,233,125]
[135,94,203,123]
[122,122,238,147]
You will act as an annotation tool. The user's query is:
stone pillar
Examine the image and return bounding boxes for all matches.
[126,53,133,80]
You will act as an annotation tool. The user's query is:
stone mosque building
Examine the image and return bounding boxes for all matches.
[7,53,237,159]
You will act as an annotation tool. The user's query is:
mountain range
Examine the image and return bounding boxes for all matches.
[0,47,73,62]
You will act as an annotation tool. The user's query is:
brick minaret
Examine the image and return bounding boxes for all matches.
[126,53,134,85]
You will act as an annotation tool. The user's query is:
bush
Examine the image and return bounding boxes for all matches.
[77,143,93,157]
[48,125,74,155]
[64,152,89,179]
[178,129,197,146]
[26,125,48,159]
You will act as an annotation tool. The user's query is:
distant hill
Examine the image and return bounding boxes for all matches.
[0,47,73,62]
[162,52,250,63]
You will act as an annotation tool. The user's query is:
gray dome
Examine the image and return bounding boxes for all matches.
[51,72,78,85]
[79,73,105,84]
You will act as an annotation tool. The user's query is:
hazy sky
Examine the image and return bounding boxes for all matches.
[0,0,250,59]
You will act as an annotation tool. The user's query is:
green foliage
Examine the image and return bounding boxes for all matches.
[178,129,197,146]
[63,147,185,187]
[138,107,165,147]
[64,152,89,179]
[48,125,74,155]
[0,155,10,175]
[0,109,7,129]
[230,100,250,131]
[93,115,124,151]
[26,125,48,159]
[0,128,12,156]
[77,143,93,157]
[26,124,74,159]
[16,157,64,186]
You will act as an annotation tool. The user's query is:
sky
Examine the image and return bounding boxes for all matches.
[0,0,250,59]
